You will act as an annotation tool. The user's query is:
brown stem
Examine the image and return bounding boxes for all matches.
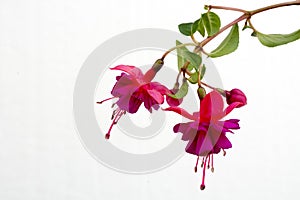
[165,1,300,91]
[200,14,250,47]
[175,70,181,84]
[161,43,196,60]
[250,1,300,15]
[201,1,300,47]
[206,5,247,13]
[201,82,215,90]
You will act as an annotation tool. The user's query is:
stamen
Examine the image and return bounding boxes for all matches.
[207,155,211,169]
[211,154,214,173]
[105,133,110,139]
[97,97,117,104]
[200,185,205,190]
[222,149,226,156]
[201,157,204,168]
[200,155,209,190]
[115,110,125,123]
[111,110,117,120]
[194,156,200,173]
[111,108,121,120]
[105,109,122,140]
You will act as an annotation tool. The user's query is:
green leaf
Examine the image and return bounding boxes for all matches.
[198,18,205,37]
[186,63,195,71]
[251,31,257,37]
[192,20,199,34]
[200,64,206,80]
[242,25,251,31]
[187,71,198,84]
[168,79,189,99]
[187,65,206,84]
[201,12,221,36]
[183,51,202,69]
[209,24,239,58]
[193,18,205,37]
[256,29,300,47]
[178,23,196,36]
[176,40,185,71]
[176,40,201,71]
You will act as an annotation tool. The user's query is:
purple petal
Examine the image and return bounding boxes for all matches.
[224,119,240,129]
[173,122,196,141]
[215,134,232,149]
[186,132,213,156]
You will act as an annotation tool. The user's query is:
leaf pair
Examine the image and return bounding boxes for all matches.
[178,11,240,58]
[176,40,201,71]
[170,41,204,99]
[178,12,221,37]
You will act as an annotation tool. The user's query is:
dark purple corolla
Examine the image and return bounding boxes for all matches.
[97,63,180,139]
[164,90,245,190]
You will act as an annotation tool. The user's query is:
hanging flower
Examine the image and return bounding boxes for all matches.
[97,60,180,139]
[164,90,245,190]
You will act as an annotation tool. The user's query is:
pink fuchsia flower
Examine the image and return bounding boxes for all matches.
[225,88,247,108]
[97,60,179,139]
[164,90,244,190]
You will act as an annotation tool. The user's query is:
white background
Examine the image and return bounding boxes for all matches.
[1,0,300,199]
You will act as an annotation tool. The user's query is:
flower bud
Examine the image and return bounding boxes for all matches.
[143,59,164,82]
[225,88,247,108]
[166,88,183,106]
[152,59,164,72]
[197,87,206,100]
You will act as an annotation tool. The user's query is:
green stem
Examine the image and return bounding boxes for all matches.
[161,43,196,60]
[191,34,199,44]
[247,19,257,32]
[198,64,204,86]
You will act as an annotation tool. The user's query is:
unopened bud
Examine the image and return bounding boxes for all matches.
[225,88,247,108]
[143,59,164,82]
[197,87,206,100]
[152,59,164,72]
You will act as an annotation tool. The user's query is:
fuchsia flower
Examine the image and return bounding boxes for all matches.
[164,90,245,190]
[225,88,247,108]
[97,61,180,139]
